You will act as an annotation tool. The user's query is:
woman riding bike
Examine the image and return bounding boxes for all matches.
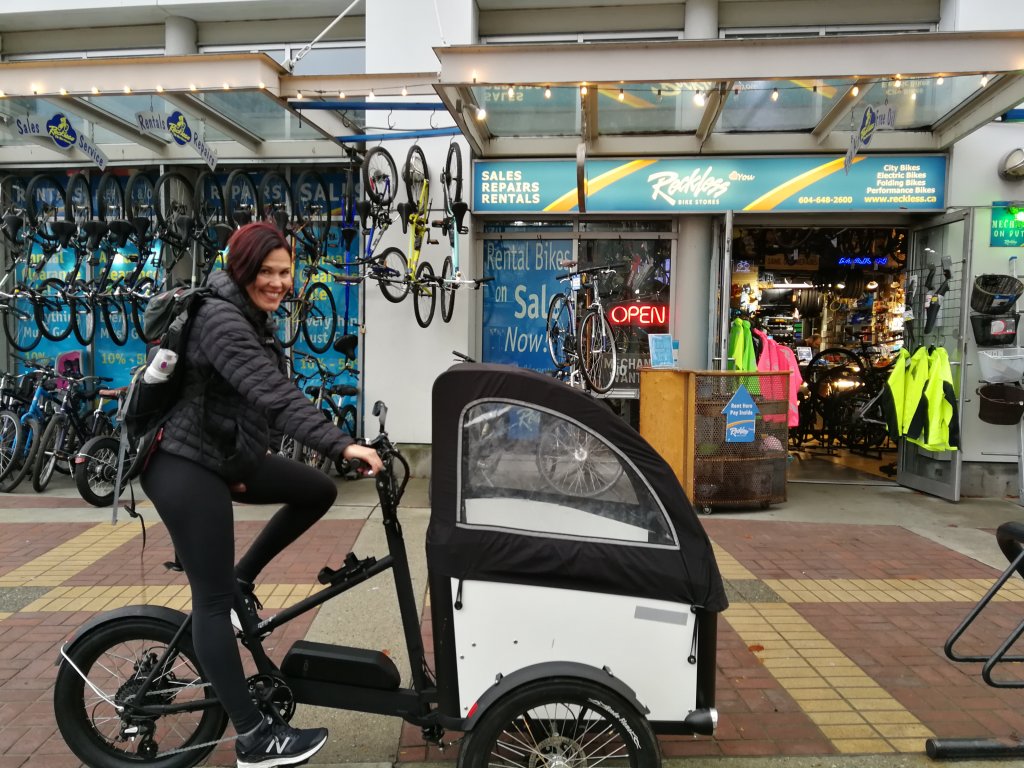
[140,221,381,768]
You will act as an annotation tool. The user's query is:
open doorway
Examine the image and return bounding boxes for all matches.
[729,225,908,483]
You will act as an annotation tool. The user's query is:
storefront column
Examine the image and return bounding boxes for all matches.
[673,216,713,370]
[683,0,719,39]
[164,16,197,56]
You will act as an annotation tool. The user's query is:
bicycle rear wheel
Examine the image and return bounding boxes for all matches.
[258,170,294,233]
[440,255,455,323]
[0,417,41,494]
[65,172,93,227]
[293,170,332,253]
[33,413,75,493]
[70,280,97,346]
[2,291,41,352]
[129,276,155,339]
[35,277,72,342]
[300,283,337,354]
[154,171,195,247]
[125,171,157,228]
[413,261,436,328]
[0,410,21,482]
[362,146,398,207]
[101,295,129,346]
[274,298,303,348]
[96,171,125,221]
[26,174,67,241]
[403,145,428,206]
[225,169,258,228]
[579,309,617,394]
[545,293,573,369]
[374,246,409,303]
[74,435,126,507]
[443,142,463,205]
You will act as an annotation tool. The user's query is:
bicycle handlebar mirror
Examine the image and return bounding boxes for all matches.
[372,400,387,433]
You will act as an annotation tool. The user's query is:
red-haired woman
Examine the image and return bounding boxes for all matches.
[141,221,382,767]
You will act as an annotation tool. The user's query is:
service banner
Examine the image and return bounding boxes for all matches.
[474,155,946,214]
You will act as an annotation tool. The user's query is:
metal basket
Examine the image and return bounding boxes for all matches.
[970,274,1024,315]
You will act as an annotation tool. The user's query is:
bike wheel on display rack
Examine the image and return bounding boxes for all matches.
[579,310,618,394]
[3,290,42,352]
[101,296,129,346]
[413,261,436,328]
[64,172,94,228]
[70,279,97,346]
[225,169,258,229]
[96,171,125,221]
[337,404,357,440]
[374,246,409,303]
[293,170,332,252]
[300,283,338,354]
[25,174,67,244]
[545,293,573,369]
[125,171,157,232]
[153,171,196,247]
[274,300,303,348]
[194,171,227,234]
[35,276,72,342]
[258,171,295,233]
[403,145,428,205]
[440,255,455,323]
[362,146,398,207]
[129,276,155,339]
[443,142,463,205]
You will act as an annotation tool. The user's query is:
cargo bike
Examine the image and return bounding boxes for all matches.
[52,363,728,768]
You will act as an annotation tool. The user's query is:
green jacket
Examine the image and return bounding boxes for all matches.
[907,347,960,452]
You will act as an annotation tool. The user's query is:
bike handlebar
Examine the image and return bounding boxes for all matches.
[553,261,630,282]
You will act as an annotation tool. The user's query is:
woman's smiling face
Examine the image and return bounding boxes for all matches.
[246,247,292,312]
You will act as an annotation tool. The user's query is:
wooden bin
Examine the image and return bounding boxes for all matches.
[639,369,790,511]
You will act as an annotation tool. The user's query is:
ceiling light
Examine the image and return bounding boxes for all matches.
[851,85,860,97]
[836,281,846,290]
[368,89,375,100]
[258,81,266,90]
[338,90,345,99]
[936,76,944,85]
[123,85,131,94]
[980,74,990,87]
[580,84,588,96]
[894,78,902,89]
[30,85,38,95]
[507,85,514,97]
[544,86,551,99]
[476,106,487,120]
[59,88,67,96]
[618,88,624,101]
[223,82,230,90]
[693,91,706,107]
[91,86,100,95]
[156,84,164,93]
[297,90,303,99]
[401,85,408,97]
[911,92,917,101]
[866,279,879,291]
[0,90,7,98]
[189,83,197,92]
[771,88,779,102]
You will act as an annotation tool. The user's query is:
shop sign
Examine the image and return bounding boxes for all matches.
[15,112,108,170]
[135,110,218,170]
[474,154,944,214]
[990,202,1024,247]
[607,303,668,326]
[723,383,758,443]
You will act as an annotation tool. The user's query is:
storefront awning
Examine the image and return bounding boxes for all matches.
[432,30,1024,159]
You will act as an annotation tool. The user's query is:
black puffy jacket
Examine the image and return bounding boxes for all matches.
[156,271,352,481]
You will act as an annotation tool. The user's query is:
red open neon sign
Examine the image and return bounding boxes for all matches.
[607,303,669,326]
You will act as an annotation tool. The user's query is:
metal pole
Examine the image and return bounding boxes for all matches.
[285,0,361,71]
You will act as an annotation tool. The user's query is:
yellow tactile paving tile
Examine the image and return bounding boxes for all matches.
[0,522,143,587]
[710,541,756,580]
[20,584,324,612]
[724,602,934,753]
[765,578,1024,603]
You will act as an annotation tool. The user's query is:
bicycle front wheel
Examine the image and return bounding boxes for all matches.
[101,295,129,346]
[32,413,72,492]
[362,146,398,207]
[3,291,42,352]
[274,298,303,348]
[579,310,618,394]
[413,261,437,328]
[403,144,428,206]
[545,293,573,369]
[70,281,97,346]
[374,246,409,303]
[439,255,456,323]
[35,277,72,342]
[0,417,41,493]
[54,616,228,768]
[0,410,22,482]
[225,169,258,228]
[300,283,337,354]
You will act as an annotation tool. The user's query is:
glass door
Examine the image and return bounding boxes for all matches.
[897,209,972,501]
[710,210,733,369]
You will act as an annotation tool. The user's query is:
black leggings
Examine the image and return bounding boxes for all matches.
[141,449,337,733]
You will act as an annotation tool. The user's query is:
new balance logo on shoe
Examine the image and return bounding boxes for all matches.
[267,736,292,755]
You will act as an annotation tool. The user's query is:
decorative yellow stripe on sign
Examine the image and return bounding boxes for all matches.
[727,603,934,754]
[743,156,863,211]
[0,522,142,587]
[543,159,657,213]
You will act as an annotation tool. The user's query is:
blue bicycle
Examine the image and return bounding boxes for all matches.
[0,359,58,492]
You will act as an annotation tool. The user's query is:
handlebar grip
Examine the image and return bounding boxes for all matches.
[372,400,387,433]
[452,350,475,362]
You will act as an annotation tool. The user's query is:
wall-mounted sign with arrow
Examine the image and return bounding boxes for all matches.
[723,383,759,443]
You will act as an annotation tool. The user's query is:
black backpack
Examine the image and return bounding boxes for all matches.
[123,286,212,444]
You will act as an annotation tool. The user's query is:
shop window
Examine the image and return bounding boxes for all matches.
[459,400,675,546]
[290,46,366,76]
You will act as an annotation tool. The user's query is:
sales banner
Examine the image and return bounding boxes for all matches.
[474,155,946,214]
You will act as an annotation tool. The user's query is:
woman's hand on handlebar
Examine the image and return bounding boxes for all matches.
[342,442,384,476]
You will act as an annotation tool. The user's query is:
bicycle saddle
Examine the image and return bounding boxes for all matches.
[231,211,252,228]
[341,226,358,251]
[270,210,290,234]
[452,200,469,234]
[304,385,320,396]
[333,333,358,361]
[2,213,23,243]
[131,216,151,240]
[330,384,359,398]
[355,200,371,230]
[173,213,194,237]
[81,221,109,251]
[395,202,411,234]
[49,220,78,248]
[107,220,135,249]
[214,222,233,250]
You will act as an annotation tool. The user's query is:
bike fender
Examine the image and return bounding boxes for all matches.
[55,604,188,665]
[456,661,648,732]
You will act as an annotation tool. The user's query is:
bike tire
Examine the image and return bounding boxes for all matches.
[413,260,437,328]
[362,146,398,207]
[0,417,41,493]
[130,276,155,338]
[25,173,67,232]
[54,615,228,768]
[456,678,659,768]
[579,309,618,394]
[341,159,358,228]
[3,290,42,352]
[0,175,27,217]
[225,169,258,228]
[74,434,126,507]
[125,171,157,225]
[0,410,22,482]
[337,403,357,440]
[545,293,572,369]
[403,144,428,207]
[374,246,409,303]
[96,170,126,221]
[258,170,294,232]
[154,171,196,246]
[70,280,97,346]
[443,142,463,204]
[35,277,73,342]
[293,170,332,252]
[32,413,70,493]
[274,298,303,348]
[440,255,455,323]
[300,283,338,354]
[101,295,129,346]
[535,418,624,497]
[64,171,94,226]
[194,169,227,229]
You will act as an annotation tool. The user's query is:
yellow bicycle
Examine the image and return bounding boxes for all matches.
[397,144,438,328]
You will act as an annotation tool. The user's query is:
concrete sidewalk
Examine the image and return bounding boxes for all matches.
[1,473,1023,768]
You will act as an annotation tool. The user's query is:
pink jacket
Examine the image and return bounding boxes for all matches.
[752,328,801,428]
